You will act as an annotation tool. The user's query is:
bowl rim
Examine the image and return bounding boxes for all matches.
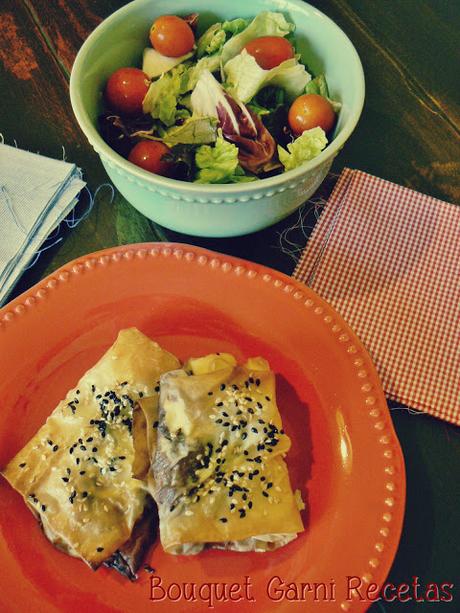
[70,0,365,193]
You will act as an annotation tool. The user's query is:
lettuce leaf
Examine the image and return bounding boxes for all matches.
[221,12,295,65]
[163,116,218,147]
[196,18,249,59]
[277,127,328,171]
[142,65,188,126]
[305,74,342,113]
[142,47,193,79]
[247,86,286,116]
[222,18,248,35]
[197,23,226,58]
[185,54,221,91]
[194,133,256,183]
[224,49,310,103]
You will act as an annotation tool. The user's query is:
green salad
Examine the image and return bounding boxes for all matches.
[100,11,339,183]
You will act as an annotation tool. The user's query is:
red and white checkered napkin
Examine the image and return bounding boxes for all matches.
[293,168,460,425]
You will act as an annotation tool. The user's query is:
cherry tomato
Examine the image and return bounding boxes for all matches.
[105,67,149,116]
[150,15,195,57]
[128,141,174,176]
[288,93,336,134]
[244,36,294,70]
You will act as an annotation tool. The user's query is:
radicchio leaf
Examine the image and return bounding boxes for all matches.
[183,13,199,33]
[191,70,277,175]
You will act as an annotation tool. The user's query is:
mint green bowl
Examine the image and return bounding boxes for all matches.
[70,0,364,237]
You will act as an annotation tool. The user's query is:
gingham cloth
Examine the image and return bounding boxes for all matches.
[293,168,460,425]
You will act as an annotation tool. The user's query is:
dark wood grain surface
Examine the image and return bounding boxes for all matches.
[1,1,459,610]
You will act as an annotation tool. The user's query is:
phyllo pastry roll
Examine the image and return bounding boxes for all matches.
[151,353,304,554]
[1,328,180,576]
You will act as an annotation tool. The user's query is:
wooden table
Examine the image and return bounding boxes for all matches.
[1,1,459,610]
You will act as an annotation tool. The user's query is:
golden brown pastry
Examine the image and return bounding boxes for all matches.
[150,353,304,554]
[1,328,180,574]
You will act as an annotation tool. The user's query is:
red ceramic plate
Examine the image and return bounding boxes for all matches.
[0,244,405,613]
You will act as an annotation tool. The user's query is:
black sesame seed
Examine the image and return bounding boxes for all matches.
[152,421,159,428]
[239,509,246,518]
[222,439,228,446]
[207,391,213,396]
[79,470,86,475]
[96,394,102,400]
[154,385,160,393]
[260,476,266,481]
[139,391,144,398]
[248,501,253,509]
[253,469,260,476]
[241,433,248,440]
[248,408,255,414]
[232,384,239,391]
[69,447,74,455]
[231,425,238,432]
[76,458,80,465]
[19,462,26,468]
[280,429,285,435]
[96,547,104,552]
[257,402,263,409]
[92,447,98,453]
[251,427,258,434]
[62,477,69,483]
[86,437,93,442]
[41,504,46,512]
[223,421,230,427]
[82,491,88,498]
[266,482,273,489]
[216,419,223,424]
[53,445,59,452]
[244,450,249,456]
[219,517,228,523]
[220,384,226,391]
[80,445,86,451]
[91,385,96,392]
[216,402,224,407]
[236,410,243,415]
[222,411,228,417]
[258,419,265,424]
[265,396,271,401]
[242,493,248,501]
[255,379,261,386]
[119,455,126,460]
[262,491,269,498]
